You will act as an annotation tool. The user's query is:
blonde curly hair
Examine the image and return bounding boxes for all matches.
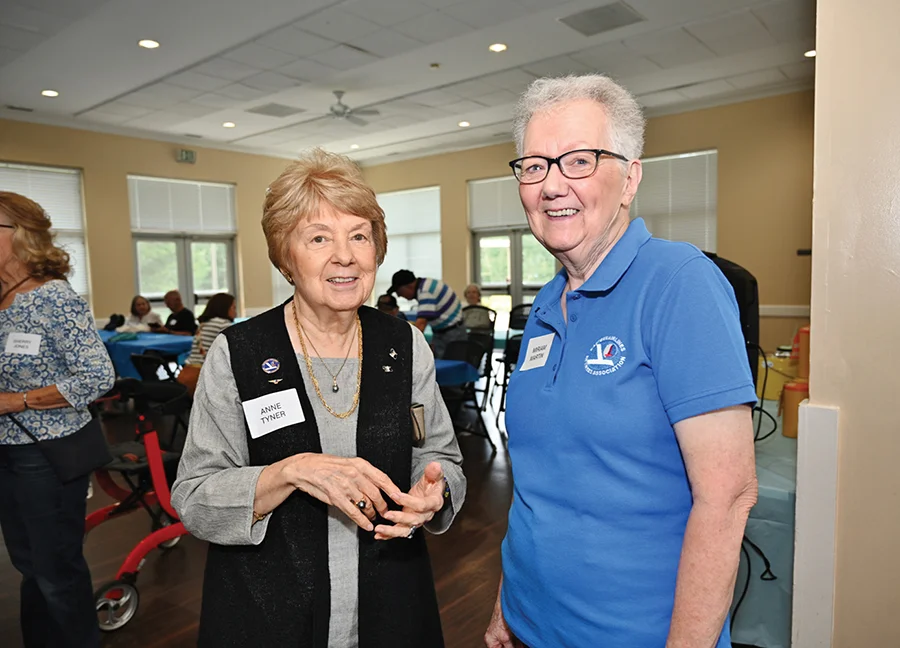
[0,191,70,280]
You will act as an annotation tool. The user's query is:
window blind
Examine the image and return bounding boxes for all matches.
[468,176,528,231]
[0,163,89,296]
[128,176,236,233]
[632,150,717,252]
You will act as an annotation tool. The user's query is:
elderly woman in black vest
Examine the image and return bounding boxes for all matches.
[172,148,466,648]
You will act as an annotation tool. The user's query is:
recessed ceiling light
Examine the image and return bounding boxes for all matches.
[350,144,360,149]
[458,121,470,128]
[138,39,160,49]
[804,49,816,58]
[222,121,236,128]
[41,90,59,97]
[489,43,508,53]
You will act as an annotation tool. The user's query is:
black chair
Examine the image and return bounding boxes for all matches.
[467,331,495,411]
[461,304,496,334]
[130,351,178,382]
[440,339,495,452]
[494,334,523,435]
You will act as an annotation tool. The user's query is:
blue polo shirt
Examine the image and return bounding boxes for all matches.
[501,218,757,648]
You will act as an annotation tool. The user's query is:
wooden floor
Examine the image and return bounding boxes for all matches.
[0,400,512,648]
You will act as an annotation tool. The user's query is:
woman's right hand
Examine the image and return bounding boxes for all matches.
[285,454,402,531]
[485,592,522,648]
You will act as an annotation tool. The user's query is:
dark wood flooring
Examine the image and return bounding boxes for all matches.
[0,399,512,648]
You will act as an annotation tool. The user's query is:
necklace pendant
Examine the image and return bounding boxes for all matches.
[332,379,339,393]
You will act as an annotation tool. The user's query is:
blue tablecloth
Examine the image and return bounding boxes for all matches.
[423,327,506,351]
[98,330,193,379]
[730,400,796,648]
[434,359,479,386]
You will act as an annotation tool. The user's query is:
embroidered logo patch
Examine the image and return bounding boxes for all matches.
[584,336,627,376]
[261,358,281,374]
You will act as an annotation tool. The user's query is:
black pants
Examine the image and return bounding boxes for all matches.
[0,443,99,648]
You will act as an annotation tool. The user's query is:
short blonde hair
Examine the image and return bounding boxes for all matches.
[0,192,71,280]
[262,148,387,274]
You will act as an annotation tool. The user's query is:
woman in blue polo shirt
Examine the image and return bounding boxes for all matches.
[485,75,759,648]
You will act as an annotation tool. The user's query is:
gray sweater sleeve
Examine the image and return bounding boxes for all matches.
[409,326,467,534]
[171,335,270,545]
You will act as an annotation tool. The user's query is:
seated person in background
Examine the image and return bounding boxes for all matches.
[390,269,466,358]
[376,293,408,320]
[463,283,482,306]
[161,290,197,335]
[177,293,237,395]
[125,295,163,329]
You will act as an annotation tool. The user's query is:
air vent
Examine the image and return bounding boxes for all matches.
[558,2,645,37]
[5,105,34,112]
[184,133,204,138]
[246,103,306,118]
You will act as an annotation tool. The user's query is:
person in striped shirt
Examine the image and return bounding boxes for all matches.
[390,269,467,357]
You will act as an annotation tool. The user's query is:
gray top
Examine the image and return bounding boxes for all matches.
[171,324,466,648]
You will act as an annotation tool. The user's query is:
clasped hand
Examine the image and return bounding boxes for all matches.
[289,454,445,540]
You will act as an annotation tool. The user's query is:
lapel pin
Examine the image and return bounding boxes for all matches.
[268,378,283,385]
[382,365,393,373]
[261,358,280,374]
[389,348,398,359]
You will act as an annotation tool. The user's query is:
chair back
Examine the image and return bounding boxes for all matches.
[462,305,496,334]
[130,351,177,382]
[443,339,487,370]
[504,334,524,368]
[508,304,532,333]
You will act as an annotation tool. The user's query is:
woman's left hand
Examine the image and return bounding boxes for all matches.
[0,392,25,415]
[374,461,446,540]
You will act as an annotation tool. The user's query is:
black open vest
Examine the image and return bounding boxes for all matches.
[198,303,444,648]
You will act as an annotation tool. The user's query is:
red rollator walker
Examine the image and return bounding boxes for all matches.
[85,378,192,632]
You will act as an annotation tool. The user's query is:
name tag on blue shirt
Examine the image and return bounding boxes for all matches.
[241,389,305,439]
[519,333,554,371]
[4,332,41,355]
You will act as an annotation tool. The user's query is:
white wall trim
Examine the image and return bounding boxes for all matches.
[792,401,839,647]
[760,304,811,318]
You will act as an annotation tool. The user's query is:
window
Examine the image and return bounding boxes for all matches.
[373,187,441,310]
[632,150,717,251]
[469,176,557,328]
[128,176,237,317]
[0,163,90,298]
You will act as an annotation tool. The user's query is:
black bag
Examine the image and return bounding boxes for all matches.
[6,414,112,483]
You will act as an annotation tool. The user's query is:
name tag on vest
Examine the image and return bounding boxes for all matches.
[241,389,305,439]
[5,332,41,355]
[519,333,554,371]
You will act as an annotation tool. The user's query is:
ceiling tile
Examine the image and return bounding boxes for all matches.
[166,70,232,92]
[479,68,537,93]
[341,0,434,29]
[192,57,260,81]
[217,83,270,101]
[0,3,69,36]
[166,102,221,118]
[678,79,733,99]
[570,42,662,78]
[636,89,686,108]
[780,60,815,80]
[118,90,181,110]
[0,46,23,67]
[309,44,379,71]
[257,26,336,58]
[299,7,382,42]
[522,55,594,78]
[348,28,424,58]
[440,0,529,28]
[223,42,297,70]
[278,58,340,82]
[624,28,716,69]
[241,71,303,92]
[471,88,519,107]
[189,93,245,109]
[232,133,291,147]
[142,82,203,102]
[446,78,498,99]
[728,68,788,89]
[441,98,490,114]
[753,0,815,43]
[90,101,153,118]
[124,112,192,130]
[0,24,45,51]
[79,110,130,125]
[685,10,777,57]
[393,11,473,43]
[406,88,461,107]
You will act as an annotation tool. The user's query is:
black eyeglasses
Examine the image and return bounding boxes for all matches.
[509,148,629,184]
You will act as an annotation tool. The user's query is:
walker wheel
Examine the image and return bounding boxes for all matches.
[154,511,181,550]
[95,580,140,631]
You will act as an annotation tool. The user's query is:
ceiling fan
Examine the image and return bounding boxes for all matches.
[327,90,380,126]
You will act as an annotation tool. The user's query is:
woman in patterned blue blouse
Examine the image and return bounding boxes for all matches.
[0,191,115,648]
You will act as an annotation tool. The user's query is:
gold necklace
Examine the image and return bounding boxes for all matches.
[292,301,362,419]
[299,317,355,394]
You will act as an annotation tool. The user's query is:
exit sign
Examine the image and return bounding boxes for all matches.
[176,149,196,164]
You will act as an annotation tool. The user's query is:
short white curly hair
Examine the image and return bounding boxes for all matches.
[512,74,645,161]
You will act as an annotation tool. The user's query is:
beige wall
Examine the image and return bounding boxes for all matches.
[0,119,290,315]
[1,90,813,350]
[364,91,815,352]
[812,0,900,643]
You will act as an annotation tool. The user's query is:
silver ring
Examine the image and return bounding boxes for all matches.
[356,499,367,510]
[406,525,418,539]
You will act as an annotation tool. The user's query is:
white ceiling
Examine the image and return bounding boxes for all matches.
[0,0,815,165]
